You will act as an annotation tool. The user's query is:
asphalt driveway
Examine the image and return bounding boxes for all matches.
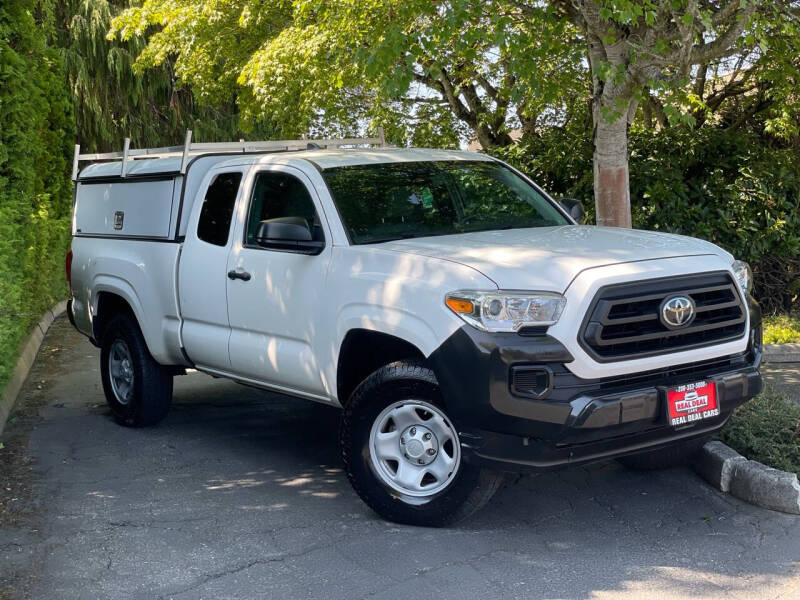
[1,316,799,599]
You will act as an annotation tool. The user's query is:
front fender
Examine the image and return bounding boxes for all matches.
[336,303,454,358]
[317,245,497,400]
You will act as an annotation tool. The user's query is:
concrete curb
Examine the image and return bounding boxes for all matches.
[693,440,746,493]
[763,343,800,363]
[0,300,67,437]
[694,440,800,515]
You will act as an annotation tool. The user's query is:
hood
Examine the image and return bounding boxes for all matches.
[375,226,731,292]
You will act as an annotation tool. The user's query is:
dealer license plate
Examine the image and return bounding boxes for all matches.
[667,380,719,427]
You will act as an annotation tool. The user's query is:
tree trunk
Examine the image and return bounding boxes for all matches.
[592,105,632,228]
[586,34,634,229]
[475,123,513,149]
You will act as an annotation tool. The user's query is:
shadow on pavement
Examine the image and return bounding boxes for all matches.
[1,316,799,600]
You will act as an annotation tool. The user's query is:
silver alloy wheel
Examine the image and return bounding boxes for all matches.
[108,339,134,405]
[368,400,461,499]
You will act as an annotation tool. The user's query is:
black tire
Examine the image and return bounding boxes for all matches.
[340,360,504,527]
[617,435,709,470]
[100,313,173,427]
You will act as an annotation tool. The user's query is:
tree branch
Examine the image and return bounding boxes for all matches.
[414,68,477,129]
[690,3,755,64]
[693,62,708,99]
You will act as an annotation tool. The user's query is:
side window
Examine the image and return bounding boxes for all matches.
[197,172,242,246]
[245,172,324,246]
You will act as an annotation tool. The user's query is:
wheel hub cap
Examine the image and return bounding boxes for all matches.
[400,425,437,465]
[368,400,461,499]
[109,340,134,405]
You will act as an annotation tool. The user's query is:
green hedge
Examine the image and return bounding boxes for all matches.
[494,127,800,314]
[720,392,800,477]
[764,315,800,344]
[0,1,73,395]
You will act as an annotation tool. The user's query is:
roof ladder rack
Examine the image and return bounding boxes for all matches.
[72,127,389,181]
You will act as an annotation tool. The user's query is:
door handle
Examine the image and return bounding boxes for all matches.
[227,269,252,282]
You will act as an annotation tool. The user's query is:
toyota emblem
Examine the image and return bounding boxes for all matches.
[660,296,696,329]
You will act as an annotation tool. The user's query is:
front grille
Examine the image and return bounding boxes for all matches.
[580,271,747,362]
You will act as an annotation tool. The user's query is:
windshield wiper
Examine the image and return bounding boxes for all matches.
[365,233,433,244]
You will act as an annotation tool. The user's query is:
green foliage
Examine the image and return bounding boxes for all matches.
[763,315,800,344]
[494,123,595,212]
[108,0,309,138]
[721,392,800,477]
[0,0,74,392]
[0,1,280,399]
[108,0,588,143]
[493,125,800,313]
[104,0,799,151]
[57,0,274,151]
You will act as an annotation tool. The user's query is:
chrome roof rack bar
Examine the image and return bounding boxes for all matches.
[120,138,131,178]
[179,129,193,174]
[72,128,390,181]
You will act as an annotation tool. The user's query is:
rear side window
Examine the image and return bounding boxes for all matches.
[197,172,242,246]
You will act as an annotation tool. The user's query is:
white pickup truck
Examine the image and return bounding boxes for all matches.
[67,135,762,526]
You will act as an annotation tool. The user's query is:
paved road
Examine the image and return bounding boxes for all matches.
[763,362,800,404]
[1,317,799,600]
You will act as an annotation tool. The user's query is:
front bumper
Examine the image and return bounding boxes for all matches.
[427,302,763,472]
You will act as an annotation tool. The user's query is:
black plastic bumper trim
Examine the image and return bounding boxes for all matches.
[66,298,76,328]
[461,418,727,471]
[428,299,762,471]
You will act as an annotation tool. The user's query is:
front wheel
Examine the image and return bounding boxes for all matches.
[100,313,173,427]
[340,360,503,527]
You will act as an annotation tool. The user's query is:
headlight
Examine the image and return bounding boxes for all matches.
[445,290,566,332]
[732,260,753,296]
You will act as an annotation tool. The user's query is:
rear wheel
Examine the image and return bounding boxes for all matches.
[100,313,173,427]
[340,360,503,527]
[617,436,709,470]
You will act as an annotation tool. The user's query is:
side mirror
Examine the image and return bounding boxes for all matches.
[255,220,324,255]
[559,198,585,223]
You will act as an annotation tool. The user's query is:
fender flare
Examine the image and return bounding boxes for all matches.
[336,303,454,358]
[90,275,151,347]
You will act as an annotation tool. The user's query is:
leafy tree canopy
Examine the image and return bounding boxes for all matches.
[110,0,799,223]
[110,0,588,146]
[59,0,278,151]
[110,1,798,139]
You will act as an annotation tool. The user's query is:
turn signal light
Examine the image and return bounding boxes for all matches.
[445,290,566,332]
[445,298,474,313]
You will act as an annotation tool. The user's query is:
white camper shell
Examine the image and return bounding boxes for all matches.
[72,131,389,240]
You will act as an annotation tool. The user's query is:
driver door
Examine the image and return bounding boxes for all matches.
[225,166,332,398]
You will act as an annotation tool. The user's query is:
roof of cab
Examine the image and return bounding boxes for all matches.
[77,148,492,180]
[287,148,491,169]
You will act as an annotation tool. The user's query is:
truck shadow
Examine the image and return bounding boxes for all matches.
[22,318,798,598]
[95,371,798,599]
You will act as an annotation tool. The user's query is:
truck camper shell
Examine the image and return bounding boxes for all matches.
[71,130,388,241]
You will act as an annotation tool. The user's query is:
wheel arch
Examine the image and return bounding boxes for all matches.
[92,283,145,346]
[336,328,426,405]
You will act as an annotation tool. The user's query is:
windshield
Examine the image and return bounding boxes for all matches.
[321,160,569,244]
